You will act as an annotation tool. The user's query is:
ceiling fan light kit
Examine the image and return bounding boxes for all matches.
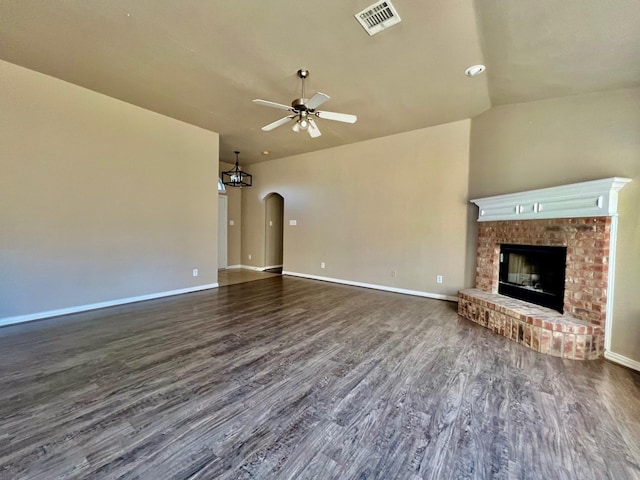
[222,151,252,188]
[253,69,357,138]
[293,111,309,132]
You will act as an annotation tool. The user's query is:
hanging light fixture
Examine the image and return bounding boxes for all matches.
[222,151,253,187]
[292,111,309,133]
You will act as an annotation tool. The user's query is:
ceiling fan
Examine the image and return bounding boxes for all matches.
[253,69,357,138]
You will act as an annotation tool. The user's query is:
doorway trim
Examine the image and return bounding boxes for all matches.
[218,194,228,269]
[263,192,284,271]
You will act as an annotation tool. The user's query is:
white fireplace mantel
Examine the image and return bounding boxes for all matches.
[470,177,631,222]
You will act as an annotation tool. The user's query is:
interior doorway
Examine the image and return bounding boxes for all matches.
[218,194,228,269]
[264,193,284,273]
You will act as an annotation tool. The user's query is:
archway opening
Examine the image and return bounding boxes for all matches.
[264,193,284,273]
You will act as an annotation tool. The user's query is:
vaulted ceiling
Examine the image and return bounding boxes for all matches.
[1,0,638,164]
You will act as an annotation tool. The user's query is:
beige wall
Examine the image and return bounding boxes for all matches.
[0,60,219,320]
[469,87,640,362]
[242,120,472,298]
[218,162,242,267]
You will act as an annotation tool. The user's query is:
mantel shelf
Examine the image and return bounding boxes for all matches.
[470,177,631,222]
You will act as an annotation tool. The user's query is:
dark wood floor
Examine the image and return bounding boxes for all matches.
[0,277,639,480]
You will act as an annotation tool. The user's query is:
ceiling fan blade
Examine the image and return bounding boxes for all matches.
[262,115,295,131]
[253,99,293,111]
[305,92,330,110]
[308,118,322,138]
[315,110,357,123]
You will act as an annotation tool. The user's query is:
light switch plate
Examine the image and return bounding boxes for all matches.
[289,220,297,226]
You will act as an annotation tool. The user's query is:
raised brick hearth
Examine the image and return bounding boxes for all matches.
[458,289,603,360]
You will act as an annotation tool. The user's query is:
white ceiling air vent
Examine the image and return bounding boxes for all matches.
[355,1,401,36]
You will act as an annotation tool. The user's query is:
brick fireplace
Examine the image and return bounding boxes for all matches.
[458,178,630,360]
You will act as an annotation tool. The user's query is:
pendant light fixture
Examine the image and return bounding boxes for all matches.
[222,151,253,187]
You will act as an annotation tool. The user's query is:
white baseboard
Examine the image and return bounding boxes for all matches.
[0,283,219,328]
[604,350,640,372]
[282,271,459,302]
[264,264,283,270]
[225,264,242,270]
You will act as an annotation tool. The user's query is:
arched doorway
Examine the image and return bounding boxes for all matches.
[264,193,284,273]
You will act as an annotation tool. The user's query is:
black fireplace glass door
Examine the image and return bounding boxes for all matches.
[498,244,567,312]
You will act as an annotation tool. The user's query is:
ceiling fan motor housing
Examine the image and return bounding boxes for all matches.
[291,98,309,112]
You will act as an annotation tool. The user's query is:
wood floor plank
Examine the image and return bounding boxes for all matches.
[0,276,639,479]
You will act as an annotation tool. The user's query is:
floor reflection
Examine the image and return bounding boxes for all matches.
[217,268,281,287]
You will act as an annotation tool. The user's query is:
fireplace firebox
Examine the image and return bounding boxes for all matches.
[498,244,567,312]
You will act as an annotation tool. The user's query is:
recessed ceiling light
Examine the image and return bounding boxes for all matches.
[465,64,486,77]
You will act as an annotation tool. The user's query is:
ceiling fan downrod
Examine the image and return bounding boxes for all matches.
[297,69,309,104]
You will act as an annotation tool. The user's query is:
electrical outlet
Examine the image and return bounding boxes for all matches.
[229,220,235,226]
[391,269,397,278]
[248,254,252,260]
[436,275,443,284]
[193,269,198,277]
[321,262,326,269]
